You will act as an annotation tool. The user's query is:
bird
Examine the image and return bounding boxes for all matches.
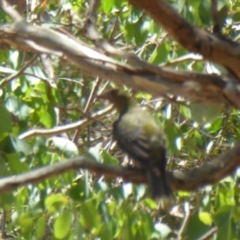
[98,89,173,205]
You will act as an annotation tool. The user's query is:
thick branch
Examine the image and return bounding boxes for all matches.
[0,21,236,106]
[129,0,240,80]
[0,144,239,193]
[0,0,22,21]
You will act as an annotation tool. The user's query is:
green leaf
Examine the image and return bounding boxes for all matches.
[136,185,147,200]
[0,192,14,207]
[214,4,228,30]
[136,211,153,239]
[164,120,180,154]
[79,199,102,233]
[0,135,19,154]
[199,212,213,225]
[122,183,133,199]
[216,183,235,207]
[124,11,148,45]
[19,213,33,235]
[214,206,233,240]
[5,96,21,113]
[7,153,29,173]
[10,135,31,155]
[51,136,79,157]
[233,11,240,22]
[5,96,31,120]
[178,191,191,197]
[37,104,56,128]
[198,1,211,25]
[149,43,169,64]
[68,181,85,201]
[206,118,223,133]
[135,92,152,100]
[88,143,102,162]
[45,194,69,214]
[54,211,72,239]
[0,104,11,133]
[185,214,211,239]
[178,0,186,13]
[34,81,48,97]
[180,105,191,119]
[189,103,222,125]
[102,150,119,165]
[36,216,46,240]
[155,223,171,238]
[102,0,114,13]
[142,198,158,209]
[114,0,123,8]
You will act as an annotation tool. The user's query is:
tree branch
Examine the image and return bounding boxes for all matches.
[18,105,113,140]
[128,0,240,79]
[0,54,39,88]
[0,0,22,22]
[0,144,239,193]
[0,21,237,106]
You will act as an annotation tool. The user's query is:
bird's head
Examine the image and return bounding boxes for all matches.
[97,89,136,113]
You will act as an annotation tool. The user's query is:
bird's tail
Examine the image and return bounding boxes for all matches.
[147,169,173,206]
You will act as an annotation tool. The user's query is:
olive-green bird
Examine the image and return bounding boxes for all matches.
[98,89,173,204]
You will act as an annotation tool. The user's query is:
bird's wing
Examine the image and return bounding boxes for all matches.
[113,113,155,167]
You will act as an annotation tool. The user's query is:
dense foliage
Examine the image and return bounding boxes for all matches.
[0,0,240,239]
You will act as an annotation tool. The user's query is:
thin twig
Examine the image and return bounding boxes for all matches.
[0,54,39,89]
[73,77,102,143]
[1,209,6,238]
[197,227,218,240]
[177,202,190,239]
[18,105,113,140]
